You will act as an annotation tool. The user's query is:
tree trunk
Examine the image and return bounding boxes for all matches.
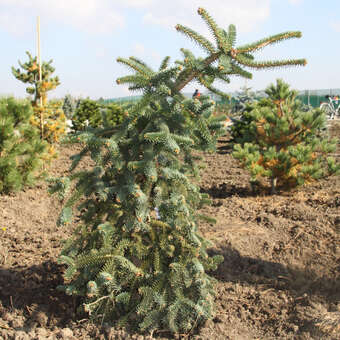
[270,177,277,194]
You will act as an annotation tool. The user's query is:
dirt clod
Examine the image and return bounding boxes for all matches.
[58,327,74,339]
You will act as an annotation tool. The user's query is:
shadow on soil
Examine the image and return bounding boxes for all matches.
[209,245,340,304]
[0,261,78,329]
[0,245,338,335]
[200,178,301,199]
[217,143,233,155]
[216,136,234,155]
[200,182,257,199]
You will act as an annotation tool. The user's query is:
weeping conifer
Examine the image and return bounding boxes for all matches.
[51,8,306,334]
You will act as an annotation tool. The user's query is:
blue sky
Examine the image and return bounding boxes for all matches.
[1,0,340,99]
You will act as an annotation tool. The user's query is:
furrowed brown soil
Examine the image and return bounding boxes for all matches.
[0,122,339,340]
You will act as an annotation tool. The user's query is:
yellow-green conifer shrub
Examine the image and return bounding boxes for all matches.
[12,52,66,159]
[30,100,67,144]
[233,79,339,193]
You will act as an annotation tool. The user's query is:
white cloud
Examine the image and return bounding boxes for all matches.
[142,0,271,34]
[122,0,155,8]
[95,47,108,58]
[131,42,161,65]
[288,0,303,5]
[0,0,271,36]
[133,43,146,56]
[331,20,340,33]
[150,50,161,63]
[0,11,27,36]
[0,0,125,35]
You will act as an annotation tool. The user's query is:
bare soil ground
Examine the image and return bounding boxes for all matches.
[0,123,339,340]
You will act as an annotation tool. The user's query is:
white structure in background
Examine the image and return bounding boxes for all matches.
[66,119,73,133]
[223,117,234,131]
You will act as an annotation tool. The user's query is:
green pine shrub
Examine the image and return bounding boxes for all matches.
[230,97,267,143]
[232,79,339,193]
[228,86,260,137]
[72,98,102,130]
[101,102,125,127]
[0,97,48,193]
[50,8,306,334]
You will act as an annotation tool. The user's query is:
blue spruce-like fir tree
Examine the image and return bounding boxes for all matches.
[51,8,306,334]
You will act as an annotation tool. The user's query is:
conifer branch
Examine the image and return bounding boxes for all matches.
[173,52,221,92]
[227,24,237,47]
[233,55,307,69]
[116,75,147,86]
[198,76,229,98]
[159,56,171,71]
[197,8,223,46]
[116,57,152,77]
[229,64,253,79]
[237,31,303,53]
[175,24,216,54]
[84,295,111,312]
[129,57,153,73]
